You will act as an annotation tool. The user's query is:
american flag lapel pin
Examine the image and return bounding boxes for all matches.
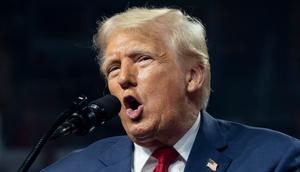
[206,158,218,171]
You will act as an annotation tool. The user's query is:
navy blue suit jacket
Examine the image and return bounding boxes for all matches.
[42,112,300,172]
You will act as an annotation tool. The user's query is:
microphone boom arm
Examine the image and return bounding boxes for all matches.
[17,96,89,172]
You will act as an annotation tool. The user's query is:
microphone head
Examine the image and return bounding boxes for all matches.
[89,95,121,125]
[50,95,121,140]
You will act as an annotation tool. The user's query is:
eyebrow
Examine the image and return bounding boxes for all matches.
[126,50,156,58]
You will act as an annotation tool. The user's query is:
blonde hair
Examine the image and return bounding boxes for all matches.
[93,7,211,109]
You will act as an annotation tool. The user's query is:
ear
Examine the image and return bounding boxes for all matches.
[186,63,205,93]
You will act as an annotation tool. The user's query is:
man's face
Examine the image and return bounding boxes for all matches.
[102,30,194,148]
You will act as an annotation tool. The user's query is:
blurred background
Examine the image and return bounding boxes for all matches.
[0,0,299,171]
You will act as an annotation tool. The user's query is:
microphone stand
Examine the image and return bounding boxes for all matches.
[17,96,88,172]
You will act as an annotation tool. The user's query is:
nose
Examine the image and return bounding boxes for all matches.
[118,61,137,89]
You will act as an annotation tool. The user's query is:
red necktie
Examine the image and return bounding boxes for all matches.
[152,147,179,172]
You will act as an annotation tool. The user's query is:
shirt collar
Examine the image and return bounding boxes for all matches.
[133,112,201,171]
[133,142,153,172]
[173,112,201,161]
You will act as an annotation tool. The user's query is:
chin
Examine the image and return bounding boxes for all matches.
[127,128,158,146]
[132,137,162,149]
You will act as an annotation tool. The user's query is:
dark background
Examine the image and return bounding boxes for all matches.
[0,0,299,171]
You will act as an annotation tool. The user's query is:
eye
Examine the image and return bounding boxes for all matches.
[138,55,151,61]
[137,55,153,65]
[106,64,120,76]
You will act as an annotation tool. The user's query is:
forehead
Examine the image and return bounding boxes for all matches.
[101,29,168,66]
[106,29,165,54]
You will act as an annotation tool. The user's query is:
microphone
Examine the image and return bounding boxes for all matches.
[50,95,121,140]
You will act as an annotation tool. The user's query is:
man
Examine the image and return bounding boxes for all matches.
[43,7,300,172]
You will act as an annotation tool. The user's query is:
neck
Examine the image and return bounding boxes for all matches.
[154,107,200,149]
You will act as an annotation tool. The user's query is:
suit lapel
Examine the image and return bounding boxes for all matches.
[184,112,232,172]
[94,136,133,172]
[91,112,232,172]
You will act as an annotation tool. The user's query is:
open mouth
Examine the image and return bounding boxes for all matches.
[123,95,144,120]
[124,96,141,110]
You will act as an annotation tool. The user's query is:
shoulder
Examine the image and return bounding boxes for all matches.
[202,112,299,149]
[217,118,300,170]
[217,118,299,147]
[41,135,131,172]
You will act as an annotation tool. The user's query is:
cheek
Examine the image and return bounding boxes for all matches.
[139,69,186,109]
[107,79,118,94]
[107,80,124,104]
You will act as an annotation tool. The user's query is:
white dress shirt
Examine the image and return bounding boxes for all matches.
[132,113,201,172]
